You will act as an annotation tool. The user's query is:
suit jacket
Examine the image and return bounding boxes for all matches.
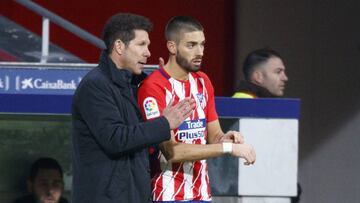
[71,52,171,203]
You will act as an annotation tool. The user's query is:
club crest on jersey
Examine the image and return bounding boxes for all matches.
[196,93,204,104]
[196,93,207,109]
[143,97,160,119]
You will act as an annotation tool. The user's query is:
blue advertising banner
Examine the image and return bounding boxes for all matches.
[0,66,89,95]
[0,64,94,115]
[0,63,159,115]
[1,63,300,117]
[215,97,301,119]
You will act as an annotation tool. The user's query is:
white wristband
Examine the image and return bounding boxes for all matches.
[222,142,232,154]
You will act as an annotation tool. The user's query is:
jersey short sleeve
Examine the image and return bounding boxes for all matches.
[138,79,166,121]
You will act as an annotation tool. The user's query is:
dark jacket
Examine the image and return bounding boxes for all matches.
[233,80,277,98]
[13,195,69,203]
[71,52,171,203]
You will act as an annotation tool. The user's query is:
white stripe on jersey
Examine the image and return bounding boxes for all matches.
[200,159,210,200]
[172,163,185,199]
[165,88,172,105]
[189,75,206,118]
[170,78,186,100]
[157,162,182,201]
[183,161,194,199]
[161,165,175,200]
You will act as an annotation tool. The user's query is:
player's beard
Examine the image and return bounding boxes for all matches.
[176,50,201,73]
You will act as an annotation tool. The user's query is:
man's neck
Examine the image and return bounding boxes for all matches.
[109,52,124,70]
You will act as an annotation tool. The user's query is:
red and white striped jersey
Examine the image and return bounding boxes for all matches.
[138,67,218,201]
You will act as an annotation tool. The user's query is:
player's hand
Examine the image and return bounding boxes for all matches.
[158,57,165,68]
[221,131,245,144]
[162,97,196,130]
[231,144,256,165]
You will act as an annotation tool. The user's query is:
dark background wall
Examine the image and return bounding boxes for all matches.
[236,0,360,202]
[0,0,235,96]
[1,0,360,202]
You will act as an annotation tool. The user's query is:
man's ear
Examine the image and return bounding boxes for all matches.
[252,70,264,84]
[167,41,177,55]
[114,39,125,55]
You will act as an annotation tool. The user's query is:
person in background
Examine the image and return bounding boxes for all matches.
[13,157,69,203]
[233,49,288,98]
[233,49,302,203]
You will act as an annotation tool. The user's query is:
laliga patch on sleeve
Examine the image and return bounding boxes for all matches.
[143,97,160,119]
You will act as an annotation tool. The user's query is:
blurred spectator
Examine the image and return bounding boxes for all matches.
[13,157,69,203]
[233,49,288,98]
[233,49,302,203]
